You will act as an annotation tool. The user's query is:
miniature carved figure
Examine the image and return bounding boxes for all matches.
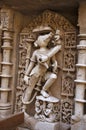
[44,102,56,122]
[62,101,72,124]
[22,27,61,111]
[34,99,43,119]
[34,95,59,122]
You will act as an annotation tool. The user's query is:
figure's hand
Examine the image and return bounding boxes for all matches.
[24,75,29,85]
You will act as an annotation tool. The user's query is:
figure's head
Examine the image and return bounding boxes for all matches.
[47,102,53,109]
[64,102,69,108]
[34,32,54,47]
[35,100,40,106]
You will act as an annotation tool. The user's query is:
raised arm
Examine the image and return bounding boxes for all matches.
[48,44,61,58]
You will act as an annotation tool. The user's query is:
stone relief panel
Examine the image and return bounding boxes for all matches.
[61,99,73,124]
[65,32,76,48]
[63,50,76,71]
[34,96,60,123]
[15,10,77,124]
[62,73,74,96]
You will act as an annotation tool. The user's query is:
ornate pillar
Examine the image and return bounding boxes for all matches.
[0,7,14,117]
[74,35,86,117]
[72,2,86,122]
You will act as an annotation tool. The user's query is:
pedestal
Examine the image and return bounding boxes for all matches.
[35,121,59,130]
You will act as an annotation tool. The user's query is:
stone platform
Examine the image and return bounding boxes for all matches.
[35,121,59,130]
[71,118,86,130]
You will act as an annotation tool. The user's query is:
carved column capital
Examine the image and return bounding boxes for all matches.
[1,6,14,30]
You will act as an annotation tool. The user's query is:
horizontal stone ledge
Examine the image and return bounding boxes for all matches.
[1,62,13,65]
[0,74,12,78]
[0,88,12,91]
[1,46,13,49]
[2,28,14,32]
[74,80,86,84]
[76,64,86,67]
[75,98,86,103]
[78,34,86,39]
[61,93,74,97]
[77,45,86,49]
[2,37,13,41]
[0,107,11,110]
[0,103,11,109]
[63,68,75,72]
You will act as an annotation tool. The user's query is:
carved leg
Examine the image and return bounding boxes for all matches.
[23,75,39,102]
[41,73,57,97]
[22,75,39,111]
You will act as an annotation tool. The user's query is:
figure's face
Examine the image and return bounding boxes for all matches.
[37,36,48,47]
[37,32,53,47]
[65,102,69,108]
[47,103,53,108]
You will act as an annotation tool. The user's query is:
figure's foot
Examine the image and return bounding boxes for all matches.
[41,90,49,98]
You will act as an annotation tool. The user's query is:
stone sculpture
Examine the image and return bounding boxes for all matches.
[22,26,61,112]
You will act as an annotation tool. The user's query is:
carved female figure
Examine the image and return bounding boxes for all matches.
[22,28,61,109]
